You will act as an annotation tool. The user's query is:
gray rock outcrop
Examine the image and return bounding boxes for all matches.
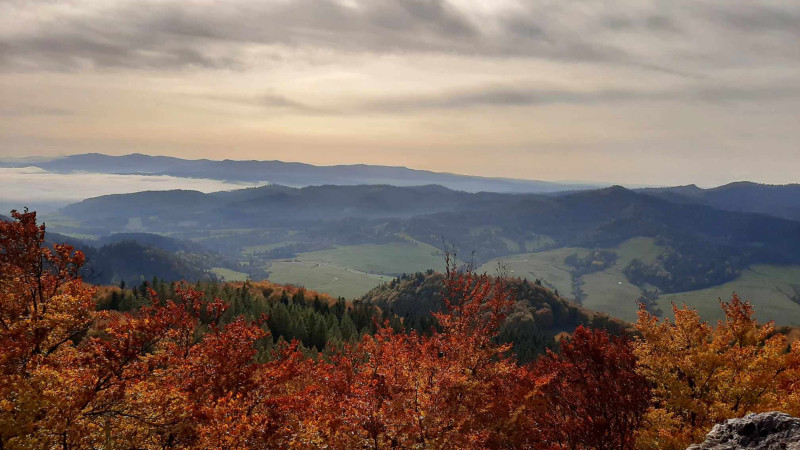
[688,412,800,449]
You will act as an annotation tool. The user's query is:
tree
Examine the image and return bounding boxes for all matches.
[0,210,95,446]
[0,212,309,447]
[534,326,650,449]
[633,295,800,448]
[299,257,549,448]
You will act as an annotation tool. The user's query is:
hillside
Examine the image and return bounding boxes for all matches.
[98,273,621,363]
[94,278,386,357]
[44,229,232,286]
[361,271,630,362]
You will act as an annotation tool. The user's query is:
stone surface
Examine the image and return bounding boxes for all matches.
[688,412,800,449]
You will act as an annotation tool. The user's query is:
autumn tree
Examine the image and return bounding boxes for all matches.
[634,295,800,449]
[0,210,95,447]
[0,212,310,448]
[295,258,549,449]
[534,326,651,449]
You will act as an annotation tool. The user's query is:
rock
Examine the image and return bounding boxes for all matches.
[688,412,800,449]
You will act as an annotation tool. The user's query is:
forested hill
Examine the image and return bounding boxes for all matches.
[44,229,239,286]
[94,279,390,360]
[362,271,629,362]
[93,272,628,364]
[60,184,497,225]
[57,184,800,257]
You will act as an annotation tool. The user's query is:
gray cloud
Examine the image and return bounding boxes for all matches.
[0,105,73,117]
[200,81,800,117]
[356,84,800,112]
[2,0,798,75]
[0,0,481,71]
[705,3,800,35]
[199,93,335,115]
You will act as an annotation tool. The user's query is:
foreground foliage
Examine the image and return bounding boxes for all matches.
[1,211,799,449]
[634,296,800,448]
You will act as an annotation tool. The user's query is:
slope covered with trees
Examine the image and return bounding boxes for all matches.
[44,229,247,286]
[361,270,629,362]
[95,279,392,360]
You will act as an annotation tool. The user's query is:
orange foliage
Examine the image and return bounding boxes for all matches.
[634,296,800,448]
[534,326,650,449]
[0,211,312,448]
[298,264,548,448]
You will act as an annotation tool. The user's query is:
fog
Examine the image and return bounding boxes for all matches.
[0,167,264,213]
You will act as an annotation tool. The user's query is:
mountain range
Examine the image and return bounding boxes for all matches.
[0,153,596,194]
[637,182,800,221]
[47,183,800,295]
[5,153,799,220]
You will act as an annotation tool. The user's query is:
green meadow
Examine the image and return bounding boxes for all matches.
[266,260,394,299]
[658,265,800,327]
[478,237,800,326]
[477,247,586,297]
[289,242,447,276]
[210,267,250,282]
[260,241,447,298]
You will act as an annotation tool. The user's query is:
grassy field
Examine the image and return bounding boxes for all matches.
[581,237,664,322]
[478,237,800,326]
[477,247,586,297]
[289,242,447,276]
[266,261,394,299]
[658,265,800,327]
[581,270,643,322]
[476,243,649,322]
[478,238,661,323]
[262,242,445,298]
[210,267,249,282]
[612,236,664,265]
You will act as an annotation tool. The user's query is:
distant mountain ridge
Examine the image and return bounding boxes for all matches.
[0,153,597,194]
[638,182,800,221]
[59,184,506,228]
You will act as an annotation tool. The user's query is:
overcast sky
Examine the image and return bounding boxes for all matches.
[1,0,798,186]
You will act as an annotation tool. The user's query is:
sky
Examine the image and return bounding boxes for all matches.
[1,0,799,187]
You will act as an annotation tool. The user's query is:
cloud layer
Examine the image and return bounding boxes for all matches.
[0,167,263,205]
[3,0,798,72]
